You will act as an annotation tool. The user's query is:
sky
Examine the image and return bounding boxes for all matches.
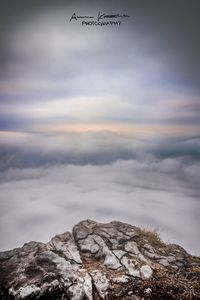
[0,0,200,254]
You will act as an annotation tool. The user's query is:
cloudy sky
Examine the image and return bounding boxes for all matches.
[0,0,200,255]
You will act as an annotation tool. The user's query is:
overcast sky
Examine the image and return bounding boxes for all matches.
[0,0,200,133]
[0,0,200,254]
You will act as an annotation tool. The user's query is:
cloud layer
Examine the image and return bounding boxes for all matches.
[0,132,199,255]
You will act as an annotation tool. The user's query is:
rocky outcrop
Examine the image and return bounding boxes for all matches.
[0,220,199,300]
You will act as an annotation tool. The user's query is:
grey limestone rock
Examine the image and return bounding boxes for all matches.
[0,220,197,300]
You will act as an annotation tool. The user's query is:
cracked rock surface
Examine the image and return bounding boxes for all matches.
[0,220,199,300]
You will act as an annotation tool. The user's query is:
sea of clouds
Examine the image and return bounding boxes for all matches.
[0,131,199,255]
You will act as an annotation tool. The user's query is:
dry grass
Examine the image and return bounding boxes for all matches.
[137,227,166,248]
[127,267,200,300]
[109,266,200,299]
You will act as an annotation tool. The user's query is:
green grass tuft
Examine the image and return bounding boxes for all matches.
[190,256,200,264]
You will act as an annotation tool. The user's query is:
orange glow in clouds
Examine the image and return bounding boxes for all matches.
[35,123,200,137]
